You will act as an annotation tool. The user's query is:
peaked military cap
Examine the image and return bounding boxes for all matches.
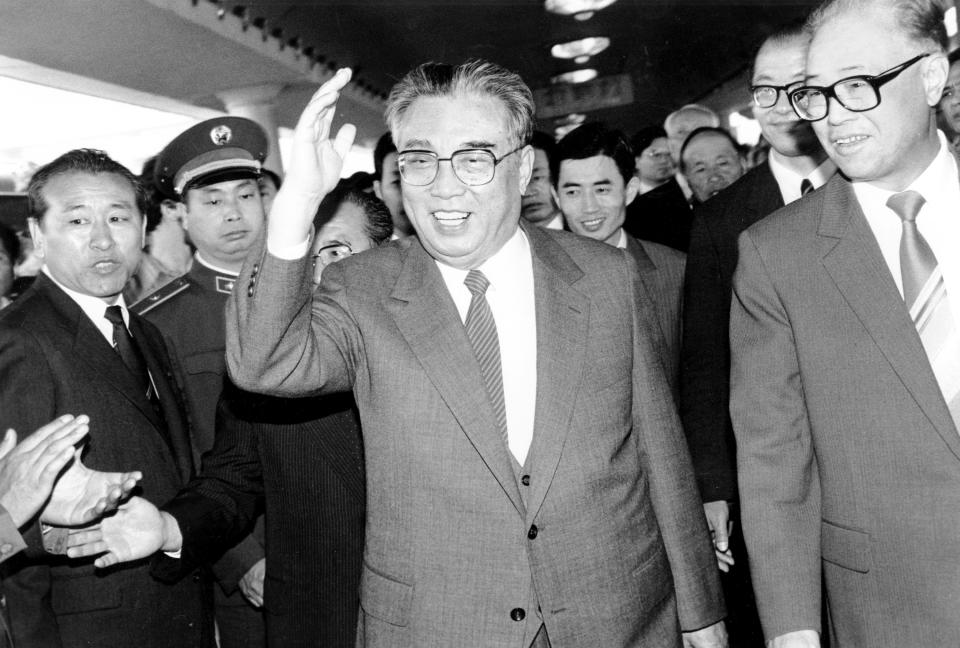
[155,116,268,199]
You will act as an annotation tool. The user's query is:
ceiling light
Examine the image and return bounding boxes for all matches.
[550,36,610,60]
[574,11,594,21]
[551,69,598,84]
[545,0,617,17]
[574,55,590,64]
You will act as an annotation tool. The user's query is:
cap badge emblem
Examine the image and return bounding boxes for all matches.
[210,125,233,146]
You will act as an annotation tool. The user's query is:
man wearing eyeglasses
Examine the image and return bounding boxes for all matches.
[219,60,724,647]
[680,24,834,648]
[730,1,960,646]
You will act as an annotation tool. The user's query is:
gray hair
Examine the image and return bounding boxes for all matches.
[663,104,721,136]
[385,59,534,148]
[807,0,949,52]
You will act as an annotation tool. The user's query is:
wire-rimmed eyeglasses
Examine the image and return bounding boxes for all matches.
[397,146,524,186]
[788,53,931,122]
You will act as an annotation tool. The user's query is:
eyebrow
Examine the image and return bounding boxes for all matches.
[560,178,613,188]
[806,64,866,82]
[400,139,498,151]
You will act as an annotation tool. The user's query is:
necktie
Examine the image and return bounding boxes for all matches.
[463,270,509,447]
[104,305,151,398]
[886,191,960,431]
[800,178,814,196]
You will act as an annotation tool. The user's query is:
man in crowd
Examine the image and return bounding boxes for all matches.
[551,122,685,383]
[731,0,960,645]
[632,125,675,195]
[372,132,413,238]
[521,131,564,230]
[133,117,269,647]
[679,127,746,204]
[626,104,719,251]
[680,24,836,648]
[68,187,392,647]
[0,149,212,647]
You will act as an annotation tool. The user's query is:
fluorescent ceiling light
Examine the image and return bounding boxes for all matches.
[545,0,618,17]
[946,6,958,37]
[550,36,610,60]
[552,69,598,84]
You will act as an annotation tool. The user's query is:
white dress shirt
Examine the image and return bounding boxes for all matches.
[544,214,565,231]
[42,266,130,343]
[767,150,837,205]
[436,228,538,465]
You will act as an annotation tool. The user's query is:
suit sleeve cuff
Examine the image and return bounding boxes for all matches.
[0,507,26,563]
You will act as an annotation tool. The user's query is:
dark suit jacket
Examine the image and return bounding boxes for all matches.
[680,163,783,502]
[625,178,694,252]
[730,174,960,645]
[0,274,212,648]
[135,262,265,600]
[624,234,686,391]
[159,392,365,648]
[225,223,723,647]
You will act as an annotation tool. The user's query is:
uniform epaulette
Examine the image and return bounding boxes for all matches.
[131,276,191,315]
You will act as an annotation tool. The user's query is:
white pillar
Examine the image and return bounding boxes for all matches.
[216,84,284,177]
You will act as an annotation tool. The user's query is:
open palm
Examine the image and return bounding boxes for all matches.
[41,449,141,526]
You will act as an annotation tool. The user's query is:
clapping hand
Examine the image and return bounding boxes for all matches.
[0,415,91,527]
[67,496,181,568]
[40,446,142,527]
[268,68,357,249]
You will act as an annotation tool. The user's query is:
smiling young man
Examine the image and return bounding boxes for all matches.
[79,61,726,647]
[552,122,685,385]
[133,117,270,648]
[729,1,960,646]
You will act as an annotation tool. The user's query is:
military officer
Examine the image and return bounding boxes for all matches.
[133,116,268,648]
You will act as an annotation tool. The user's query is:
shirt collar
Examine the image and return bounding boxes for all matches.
[435,226,530,290]
[853,130,956,211]
[615,228,628,249]
[767,150,837,203]
[42,266,129,325]
[194,252,239,277]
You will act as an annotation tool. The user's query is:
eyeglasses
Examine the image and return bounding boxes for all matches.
[642,149,672,161]
[788,53,931,122]
[312,242,353,266]
[750,83,800,109]
[397,146,524,186]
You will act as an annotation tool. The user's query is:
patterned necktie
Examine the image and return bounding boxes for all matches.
[886,191,960,431]
[463,270,509,447]
[800,178,814,196]
[104,305,151,398]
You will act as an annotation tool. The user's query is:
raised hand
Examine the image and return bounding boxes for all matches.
[40,448,142,527]
[66,496,180,568]
[268,68,358,249]
[0,415,91,527]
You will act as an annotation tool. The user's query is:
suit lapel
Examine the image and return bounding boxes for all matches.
[131,316,195,482]
[388,241,525,516]
[737,163,784,232]
[523,226,590,521]
[818,177,960,457]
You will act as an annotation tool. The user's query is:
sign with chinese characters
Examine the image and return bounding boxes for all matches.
[534,74,634,119]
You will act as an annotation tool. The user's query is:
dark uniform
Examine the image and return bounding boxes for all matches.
[134,117,269,648]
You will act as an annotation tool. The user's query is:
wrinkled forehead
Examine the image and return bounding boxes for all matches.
[807,8,912,78]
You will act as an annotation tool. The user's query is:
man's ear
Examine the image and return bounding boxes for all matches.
[27,217,43,258]
[923,52,950,107]
[625,176,641,207]
[518,145,534,194]
[169,201,188,231]
[373,180,384,201]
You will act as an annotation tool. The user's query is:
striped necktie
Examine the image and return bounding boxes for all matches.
[463,270,509,447]
[886,191,960,431]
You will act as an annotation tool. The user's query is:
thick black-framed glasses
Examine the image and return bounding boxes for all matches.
[397,146,524,186]
[750,83,800,109]
[788,53,931,122]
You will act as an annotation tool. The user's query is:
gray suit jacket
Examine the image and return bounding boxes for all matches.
[624,234,685,392]
[730,174,960,646]
[226,223,723,647]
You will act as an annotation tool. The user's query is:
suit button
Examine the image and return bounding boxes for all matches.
[192,572,201,583]
[510,607,525,622]
[247,284,254,297]
[527,525,538,539]
[521,474,530,486]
